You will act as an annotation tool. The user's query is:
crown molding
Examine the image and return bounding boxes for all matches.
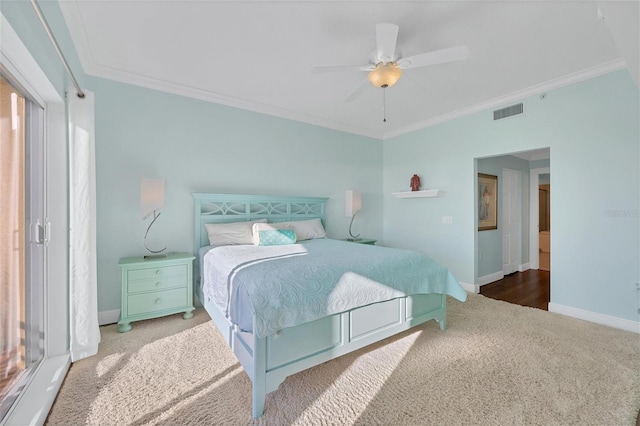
[88,58,626,142]
[91,65,381,140]
[58,2,380,140]
[382,58,628,140]
[60,0,627,142]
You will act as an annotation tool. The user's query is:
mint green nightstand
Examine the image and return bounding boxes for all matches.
[342,238,377,245]
[117,253,195,333]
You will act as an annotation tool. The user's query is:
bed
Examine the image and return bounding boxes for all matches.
[192,193,466,417]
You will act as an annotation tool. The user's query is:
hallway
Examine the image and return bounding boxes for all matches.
[480,270,550,310]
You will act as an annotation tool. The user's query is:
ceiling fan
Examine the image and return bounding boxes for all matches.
[312,23,470,103]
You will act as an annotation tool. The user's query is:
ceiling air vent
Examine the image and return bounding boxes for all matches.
[493,103,523,120]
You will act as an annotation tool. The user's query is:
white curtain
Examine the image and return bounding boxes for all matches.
[68,90,99,361]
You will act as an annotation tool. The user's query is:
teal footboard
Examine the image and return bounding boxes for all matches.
[198,285,446,417]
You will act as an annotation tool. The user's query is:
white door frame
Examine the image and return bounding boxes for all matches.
[529,167,550,269]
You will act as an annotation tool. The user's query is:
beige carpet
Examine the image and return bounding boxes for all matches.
[46,294,640,425]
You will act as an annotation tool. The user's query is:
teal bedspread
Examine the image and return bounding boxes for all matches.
[202,238,466,338]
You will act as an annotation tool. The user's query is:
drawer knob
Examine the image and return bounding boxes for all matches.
[155,270,162,275]
[155,282,161,287]
[155,298,162,305]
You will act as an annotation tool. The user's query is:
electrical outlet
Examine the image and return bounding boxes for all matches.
[634,281,640,292]
[442,216,453,224]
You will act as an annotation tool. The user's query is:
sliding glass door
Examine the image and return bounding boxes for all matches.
[0,72,45,420]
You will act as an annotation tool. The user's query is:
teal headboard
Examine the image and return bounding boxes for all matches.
[192,193,328,255]
[192,193,328,293]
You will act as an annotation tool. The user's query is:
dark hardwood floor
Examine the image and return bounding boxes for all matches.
[480,269,550,310]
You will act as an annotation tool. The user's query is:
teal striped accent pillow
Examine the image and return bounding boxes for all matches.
[257,229,297,246]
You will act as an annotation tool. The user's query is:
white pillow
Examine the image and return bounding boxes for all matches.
[282,218,326,241]
[204,219,267,246]
[252,222,294,245]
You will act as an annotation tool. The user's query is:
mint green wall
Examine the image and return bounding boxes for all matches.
[86,77,382,313]
[383,70,639,322]
[476,155,531,278]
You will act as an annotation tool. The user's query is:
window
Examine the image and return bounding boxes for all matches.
[0,71,46,421]
[1,12,70,425]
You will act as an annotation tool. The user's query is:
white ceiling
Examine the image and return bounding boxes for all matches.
[59,1,638,140]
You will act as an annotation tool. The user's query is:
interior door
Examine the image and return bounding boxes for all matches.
[502,168,520,275]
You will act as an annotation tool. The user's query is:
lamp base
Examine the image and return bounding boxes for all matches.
[144,253,167,260]
[348,212,361,241]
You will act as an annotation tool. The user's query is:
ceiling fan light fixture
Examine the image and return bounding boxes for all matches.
[367,63,402,88]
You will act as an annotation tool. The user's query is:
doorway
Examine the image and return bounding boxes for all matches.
[538,176,550,271]
[529,166,550,270]
[476,149,550,309]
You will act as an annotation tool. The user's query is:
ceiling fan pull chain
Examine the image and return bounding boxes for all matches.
[383,87,387,123]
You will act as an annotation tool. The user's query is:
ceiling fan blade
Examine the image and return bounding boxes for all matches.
[311,64,373,73]
[397,45,470,69]
[376,23,399,63]
[344,78,370,102]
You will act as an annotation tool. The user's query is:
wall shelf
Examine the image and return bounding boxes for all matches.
[392,189,446,198]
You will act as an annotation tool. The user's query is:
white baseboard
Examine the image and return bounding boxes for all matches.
[476,271,504,287]
[518,263,530,272]
[98,310,120,326]
[459,281,479,294]
[549,302,640,334]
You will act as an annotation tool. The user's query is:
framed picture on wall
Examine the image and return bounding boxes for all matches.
[478,173,498,231]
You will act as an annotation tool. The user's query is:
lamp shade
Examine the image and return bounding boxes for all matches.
[140,178,165,219]
[345,190,362,217]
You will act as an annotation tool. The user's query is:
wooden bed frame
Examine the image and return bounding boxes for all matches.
[192,193,447,417]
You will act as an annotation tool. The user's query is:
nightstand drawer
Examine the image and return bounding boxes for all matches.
[127,288,188,316]
[128,264,187,281]
[127,275,187,294]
